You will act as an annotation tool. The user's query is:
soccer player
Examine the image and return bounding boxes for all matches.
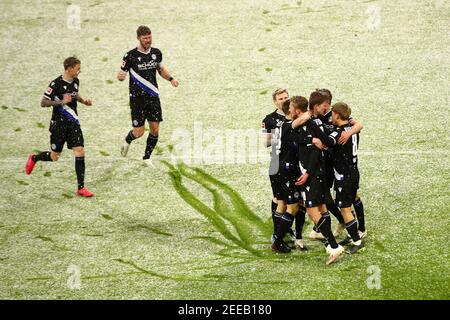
[25,57,94,197]
[271,97,310,253]
[316,89,367,240]
[292,102,345,265]
[306,90,343,240]
[261,89,293,242]
[308,102,364,254]
[118,25,179,166]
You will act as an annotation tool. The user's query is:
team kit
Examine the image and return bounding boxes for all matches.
[23,26,365,265]
[262,88,366,264]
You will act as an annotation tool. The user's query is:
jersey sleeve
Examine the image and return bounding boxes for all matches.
[307,119,338,147]
[120,52,130,72]
[156,49,163,71]
[261,115,271,133]
[43,80,59,100]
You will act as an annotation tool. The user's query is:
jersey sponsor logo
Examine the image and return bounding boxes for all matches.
[45,87,53,95]
[137,61,158,70]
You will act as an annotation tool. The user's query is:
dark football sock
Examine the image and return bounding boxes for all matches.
[143,133,158,159]
[125,130,137,144]
[353,198,365,232]
[317,215,338,249]
[75,156,85,190]
[346,219,361,243]
[272,211,283,236]
[33,151,52,162]
[275,213,294,243]
[327,199,344,224]
[295,207,306,239]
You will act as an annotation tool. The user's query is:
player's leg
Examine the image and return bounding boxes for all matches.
[121,97,146,157]
[336,179,363,252]
[68,125,93,197]
[294,200,307,251]
[25,123,64,174]
[72,146,93,197]
[142,97,162,162]
[306,205,343,265]
[271,197,291,253]
[143,120,159,162]
[353,193,366,236]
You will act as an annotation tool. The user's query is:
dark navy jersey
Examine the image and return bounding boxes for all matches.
[319,109,334,135]
[262,110,285,134]
[121,47,163,98]
[294,124,320,176]
[278,121,298,170]
[307,121,359,177]
[43,76,80,124]
[329,125,359,176]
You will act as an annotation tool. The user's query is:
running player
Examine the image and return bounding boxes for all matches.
[118,25,179,166]
[25,57,94,197]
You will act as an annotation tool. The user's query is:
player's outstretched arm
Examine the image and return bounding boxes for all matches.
[158,66,179,87]
[291,112,311,129]
[77,95,93,106]
[338,119,364,145]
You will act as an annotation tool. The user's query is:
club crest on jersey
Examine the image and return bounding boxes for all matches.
[74,83,78,90]
[138,57,142,61]
[151,54,157,60]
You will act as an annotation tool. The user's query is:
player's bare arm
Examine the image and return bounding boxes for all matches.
[40,93,72,107]
[291,112,311,129]
[338,119,364,145]
[158,66,179,87]
[77,95,93,106]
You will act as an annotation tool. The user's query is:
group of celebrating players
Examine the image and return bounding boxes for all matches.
[262,88,366,265]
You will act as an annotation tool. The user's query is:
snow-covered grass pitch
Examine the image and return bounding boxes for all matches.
[0,0,448,299]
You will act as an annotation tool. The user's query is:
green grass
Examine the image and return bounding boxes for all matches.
[0,0,449,299]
